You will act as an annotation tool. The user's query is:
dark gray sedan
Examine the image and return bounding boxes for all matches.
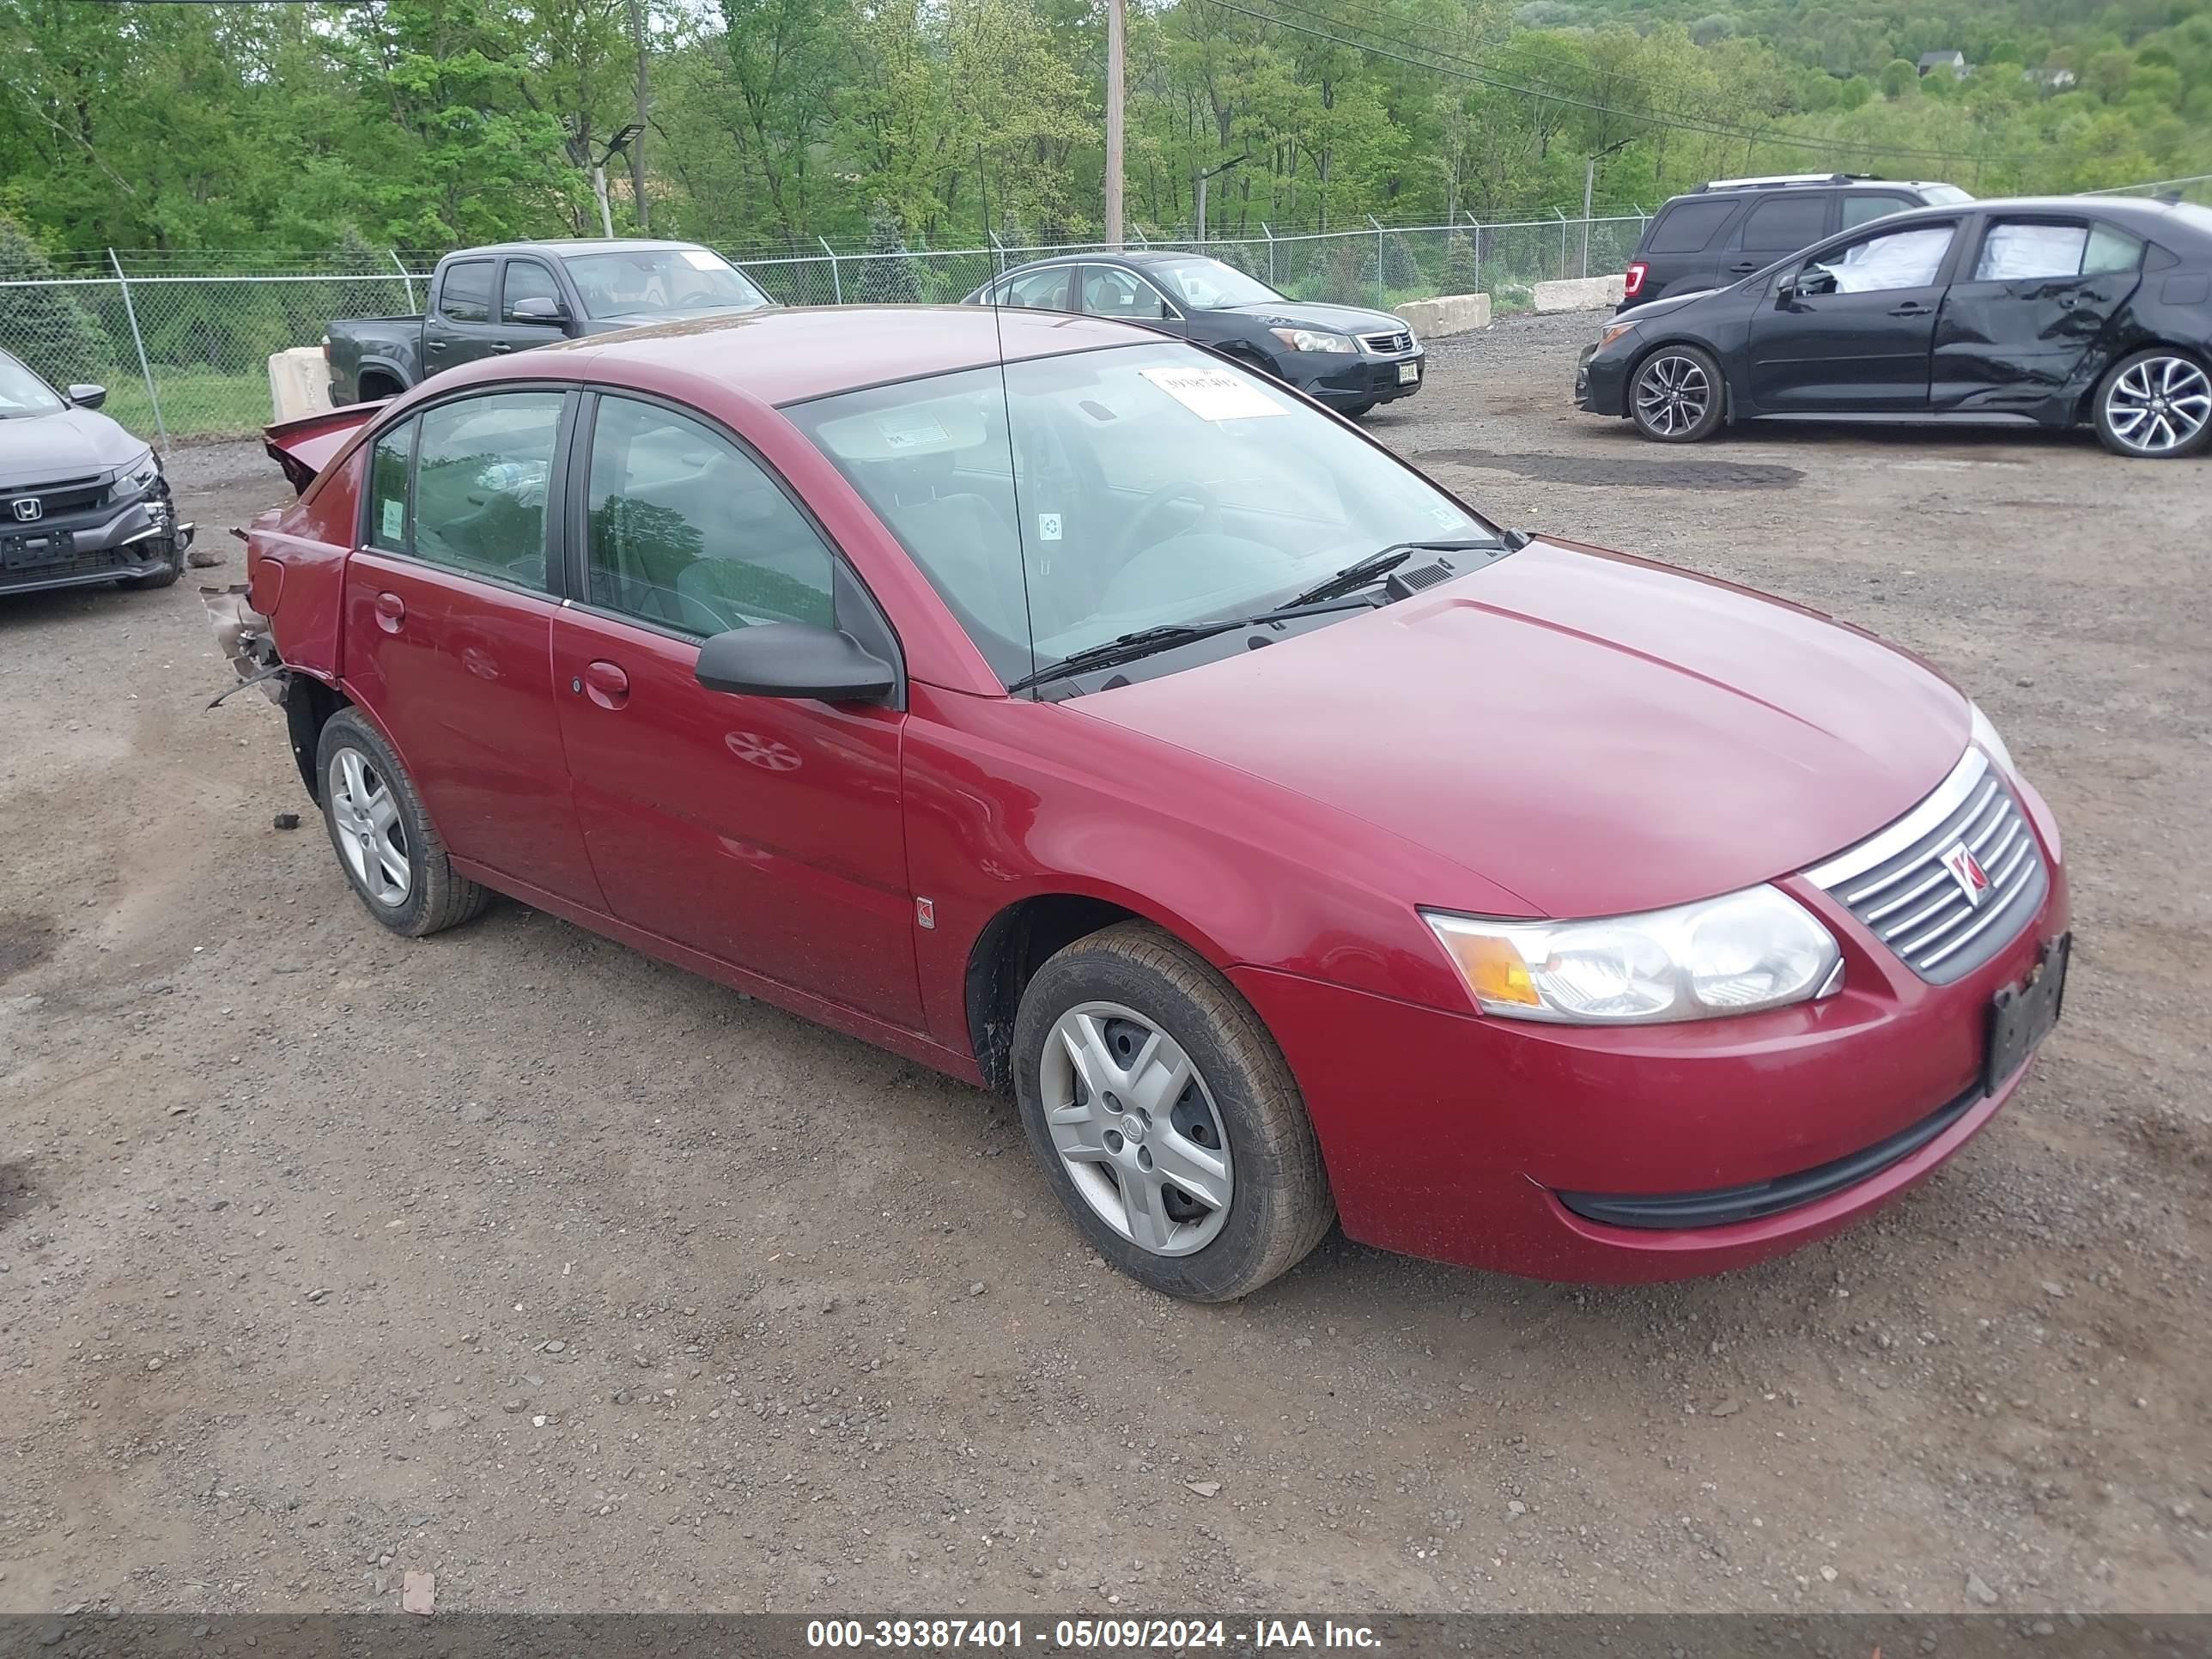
[966,252,1425,416]
[1,348,191,597]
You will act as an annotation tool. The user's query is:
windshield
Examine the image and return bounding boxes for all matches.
[787,341,1492,686]
[0,351,65,417]
[1149,258,1283,310]
[560,248,770,320]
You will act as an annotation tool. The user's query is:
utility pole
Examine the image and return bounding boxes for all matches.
[1104,0,1126,247]
[629,0,651,232]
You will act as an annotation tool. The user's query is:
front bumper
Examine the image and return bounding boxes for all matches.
[1301,349,1427,408]
[1575,343,1630,416]
[1230,779,2069,1283]
[0,485,194,597]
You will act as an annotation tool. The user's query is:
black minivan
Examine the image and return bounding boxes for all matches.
[1621,173,1972,310]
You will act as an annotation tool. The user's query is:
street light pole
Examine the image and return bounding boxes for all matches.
[628,0,651,232]
[1105,0,1126,247]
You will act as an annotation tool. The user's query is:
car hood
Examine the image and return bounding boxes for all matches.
[1219,299,1408,337]
[1070,540,1969,917]
[0,406,148,490]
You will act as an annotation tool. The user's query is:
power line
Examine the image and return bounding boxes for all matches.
[1204,0,2020,169]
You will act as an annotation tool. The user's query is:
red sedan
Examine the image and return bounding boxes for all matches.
[220,306,2069,1302]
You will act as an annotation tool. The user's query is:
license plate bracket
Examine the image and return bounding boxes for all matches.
[1397,361,1420,385]
[2,529,73,569]
[1984,932,2069,1093]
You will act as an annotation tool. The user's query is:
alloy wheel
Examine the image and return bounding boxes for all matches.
[2105,356,2211,454]
[1635,353,1712,437]
[1040,1000,1233,1256]
[327,745,411,908]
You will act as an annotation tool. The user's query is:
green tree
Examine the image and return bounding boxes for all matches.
[0,220,112,386]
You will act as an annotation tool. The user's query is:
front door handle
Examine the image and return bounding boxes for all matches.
[1888,301,1933,317]
[1728,261,1760,275]
[374,591,405,633]
[579,659,630,709]
[489,341,513,353]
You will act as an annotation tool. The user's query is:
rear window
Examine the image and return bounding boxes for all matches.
[1646,200,1738,254]
[1741,194,1830,254]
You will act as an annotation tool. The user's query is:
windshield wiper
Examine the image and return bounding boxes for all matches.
[1006,622,1251,694]
[1282,538,1503,609]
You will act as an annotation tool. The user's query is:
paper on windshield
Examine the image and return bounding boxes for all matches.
[1139,366,1287,422]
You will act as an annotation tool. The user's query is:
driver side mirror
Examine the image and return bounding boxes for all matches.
[66,383,106,409]
[696,622,896,704]
[508,295,572,326]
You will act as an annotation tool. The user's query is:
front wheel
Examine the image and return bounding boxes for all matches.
[2094,348,2212,459]
[1629,345,1725,442]
[1012,921,1334,1301]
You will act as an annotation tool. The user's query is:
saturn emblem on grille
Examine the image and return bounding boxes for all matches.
[1940,841,1992,907]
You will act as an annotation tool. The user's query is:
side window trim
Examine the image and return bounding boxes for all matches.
[353,385,580,602]
[565,387,907,702]
[360,414,420,554]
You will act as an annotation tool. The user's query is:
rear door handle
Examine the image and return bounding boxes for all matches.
[1728,261,1760,275]
[1888,301,1933,317]
[374,591,405,633]
[578,659,630,709]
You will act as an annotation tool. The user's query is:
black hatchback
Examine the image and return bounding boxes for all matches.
[964,252,1425,416]
[1622,173,1972,311]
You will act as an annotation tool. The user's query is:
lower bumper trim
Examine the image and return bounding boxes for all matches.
[1555,1082,1983,1231]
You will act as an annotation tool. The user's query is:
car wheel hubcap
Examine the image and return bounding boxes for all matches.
[328,746,410,907]
[2107,356,2210,453]
[1041,1001,1232,1257]
[1636,355,1711,436]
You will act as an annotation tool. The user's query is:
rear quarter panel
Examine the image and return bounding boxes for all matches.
[252,441,364,683]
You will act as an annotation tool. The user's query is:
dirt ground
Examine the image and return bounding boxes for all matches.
[3,313,2208,1619]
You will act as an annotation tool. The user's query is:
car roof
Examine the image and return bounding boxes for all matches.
[1863,195,2203,230]
[455,240,712,258]
[530,303,1166,405]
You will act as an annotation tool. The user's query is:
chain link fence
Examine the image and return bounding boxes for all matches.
[11,175,2189,442]
[2,215,1659,441]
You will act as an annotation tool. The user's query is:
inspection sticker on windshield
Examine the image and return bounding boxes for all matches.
[1140,366,1286,422]
[877,412,950,451]
[380,498,404,542]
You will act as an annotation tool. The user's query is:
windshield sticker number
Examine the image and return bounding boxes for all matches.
[1139,366,1288,422]
[380,498,404,542]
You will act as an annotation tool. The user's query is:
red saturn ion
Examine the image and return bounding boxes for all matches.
[214,305,2069,1302]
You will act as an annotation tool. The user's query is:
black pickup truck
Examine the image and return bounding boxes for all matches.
[324,239,775,404]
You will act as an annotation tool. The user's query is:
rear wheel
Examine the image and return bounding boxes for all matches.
[315,708,490,936]
[2093,349,2212,459]
[1630,345,1725,443]
[1012,921,1334,1302]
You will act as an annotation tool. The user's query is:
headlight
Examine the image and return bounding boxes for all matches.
[112,451,159,493]
[1597,319,1638,349]
[1968,702,2016,778]
[1423,885,1842,1024]
[1268,326,1358,354]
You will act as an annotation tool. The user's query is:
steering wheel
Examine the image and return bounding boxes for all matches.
[674,286,719,307]
[1109,481,1223,568]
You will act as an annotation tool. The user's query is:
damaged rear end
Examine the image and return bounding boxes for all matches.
[203,398,386,795]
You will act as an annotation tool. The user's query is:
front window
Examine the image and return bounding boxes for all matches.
[0,351,65,417]
[787,342,1492,686]
[1806,223,1954,293]
[1146,258,1281,310]
[560,248,770,320]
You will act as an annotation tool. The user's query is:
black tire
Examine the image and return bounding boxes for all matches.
[1628,343,1725,443]
[313,707,490,937]
[132,538,184,589]
[1012,921,1334,1302]
[2091,347,2212,459]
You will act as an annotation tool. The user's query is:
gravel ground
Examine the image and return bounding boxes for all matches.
[3,313,2209,1618]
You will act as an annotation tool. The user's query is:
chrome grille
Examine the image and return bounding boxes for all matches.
[1361,330,1413,355]
[1805,749,2047,984]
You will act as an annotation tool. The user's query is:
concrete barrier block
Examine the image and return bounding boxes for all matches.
[1531,274,1627,313]
[268,347,333,423]
[1394,292,1492,338]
